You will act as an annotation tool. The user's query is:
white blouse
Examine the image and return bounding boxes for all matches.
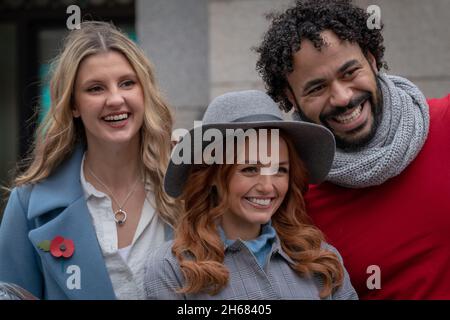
[80,154,166,299]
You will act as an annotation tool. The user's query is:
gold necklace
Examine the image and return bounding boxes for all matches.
[86,164,140,226]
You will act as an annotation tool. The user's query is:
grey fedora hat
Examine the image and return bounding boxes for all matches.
[164,90,335,198]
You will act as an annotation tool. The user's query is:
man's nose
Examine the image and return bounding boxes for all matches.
[329,80,353,108]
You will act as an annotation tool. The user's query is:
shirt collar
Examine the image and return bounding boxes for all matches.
[80,153,107,199]
[218,221,295,265]
[80,152,152,198]
[219,221,276,248]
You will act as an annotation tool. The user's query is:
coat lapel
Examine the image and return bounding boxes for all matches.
[28,198,116,299]
[27,146,116,299]
[28,147,86,219]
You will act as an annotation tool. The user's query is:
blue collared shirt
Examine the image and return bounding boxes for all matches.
[219,222,276,269]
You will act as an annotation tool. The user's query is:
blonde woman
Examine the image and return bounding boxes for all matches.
[144,90,357,299]
[0,21,179,299]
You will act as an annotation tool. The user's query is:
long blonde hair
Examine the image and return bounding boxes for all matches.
[15,21,180,226]
[172,131,344,298]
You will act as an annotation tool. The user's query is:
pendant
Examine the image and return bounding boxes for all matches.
[114,209,127,226]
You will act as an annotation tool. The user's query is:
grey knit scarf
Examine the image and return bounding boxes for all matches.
[326,73,430,188]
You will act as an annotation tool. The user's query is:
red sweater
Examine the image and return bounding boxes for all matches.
[305,94,450,299]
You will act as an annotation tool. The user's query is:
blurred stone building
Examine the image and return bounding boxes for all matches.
[138,0,450,130]
[0,0,449,211]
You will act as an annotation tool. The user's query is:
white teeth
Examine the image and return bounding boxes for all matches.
[334,104,363,124]
[247,198,271,206]
[104,113,128,121]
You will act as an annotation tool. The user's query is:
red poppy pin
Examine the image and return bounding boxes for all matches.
[38,236,75,259]
[38,236,75,273]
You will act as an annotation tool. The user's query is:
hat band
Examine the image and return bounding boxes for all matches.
[231,114,283,123]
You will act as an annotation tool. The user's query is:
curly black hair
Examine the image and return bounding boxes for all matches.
[255,0,388,112]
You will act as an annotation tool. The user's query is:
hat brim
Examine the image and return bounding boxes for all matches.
[164,120,335,198]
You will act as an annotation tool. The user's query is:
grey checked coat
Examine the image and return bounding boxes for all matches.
[144,237,358,300]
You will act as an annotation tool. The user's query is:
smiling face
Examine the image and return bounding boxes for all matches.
[220,135,290,240]
[286,30,382,150]
[73,50,145,148]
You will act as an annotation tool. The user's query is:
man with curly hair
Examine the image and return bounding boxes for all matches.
[256,0,450,299]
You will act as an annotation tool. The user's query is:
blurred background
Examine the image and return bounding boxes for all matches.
[0,0,449,213]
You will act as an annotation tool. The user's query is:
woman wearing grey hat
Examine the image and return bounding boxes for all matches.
[144,90,357,300]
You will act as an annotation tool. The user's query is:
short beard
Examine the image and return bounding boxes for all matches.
[293,76,383,152]
[334,79,383,152]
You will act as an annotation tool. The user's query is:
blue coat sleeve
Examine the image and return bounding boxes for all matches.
[0,187,43,299]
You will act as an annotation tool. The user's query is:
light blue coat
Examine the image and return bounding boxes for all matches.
[0,146,117,299]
